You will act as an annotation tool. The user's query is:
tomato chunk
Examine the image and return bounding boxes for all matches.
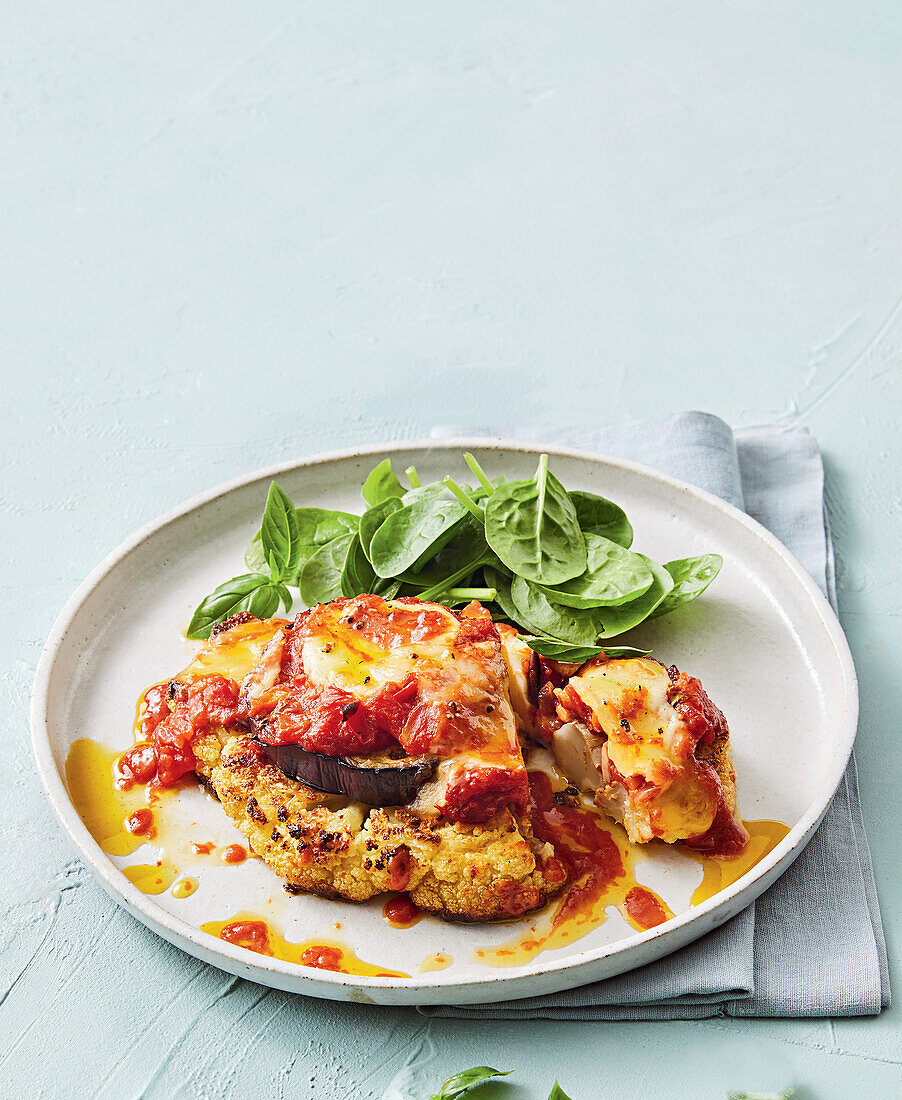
[438,764,529,824]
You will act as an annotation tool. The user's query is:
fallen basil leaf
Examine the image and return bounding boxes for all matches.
[429,1066,511,1100]
[547,1083,573,1100]
[186,573,276,639]
[361,458,405,506]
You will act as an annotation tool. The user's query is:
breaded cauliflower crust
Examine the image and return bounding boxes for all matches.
[193,729,564,922]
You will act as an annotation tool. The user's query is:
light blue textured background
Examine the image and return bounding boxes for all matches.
[3,3,900,1097]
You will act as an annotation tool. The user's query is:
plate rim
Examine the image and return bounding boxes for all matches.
[31,437,858,1001]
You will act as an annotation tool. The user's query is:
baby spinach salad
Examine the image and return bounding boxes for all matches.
[187,453,722,658]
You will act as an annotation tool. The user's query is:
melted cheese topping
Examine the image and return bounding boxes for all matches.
[182,618,287,682]
[300,600,462,699]
[567,658,685,785]
[300,598,522,768]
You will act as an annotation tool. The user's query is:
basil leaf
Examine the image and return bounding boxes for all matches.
[245,507,358,580]
[244,531,267,574]
[538,533,653,608]
[260,482,300,582]
[429,1066,511,1100]
[299,533,355,606]
[485,455,586,585]
[369,493,468,578]
[186,573,274,639]
[246,582,283,619]
[523,636,650,662]
[569,490,633,548]
[651,553,723,618]
[361,458,405,506]
[547,1083,573,1100]
[340,534,395,598]
[359,497,403,563]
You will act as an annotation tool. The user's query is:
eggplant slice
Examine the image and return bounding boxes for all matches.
[254,740,436,806]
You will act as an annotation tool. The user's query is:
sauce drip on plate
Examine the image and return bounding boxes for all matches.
[65,737,240,897]
[474,771,787,967]
[382,894,422,928]
[201,914,410,978]
[688,819,790,905]
[619,885,673,931]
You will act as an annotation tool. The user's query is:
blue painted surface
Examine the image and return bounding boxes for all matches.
[3,3,900,1096]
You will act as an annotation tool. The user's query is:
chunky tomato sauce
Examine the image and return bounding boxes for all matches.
[123,675,246,789]
[528,771,624,925]
[128,599,527,826]
[439,763,529,823]
[382,893,422,927]
[621,886,668,930]
[342,596,452,649]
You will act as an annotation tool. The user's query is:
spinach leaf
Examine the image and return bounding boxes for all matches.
[369,492,468,578]
[361,458,405,506]
[359,497,403,562]
[397,515,495,587]
[569,489,633,548]
[538,533,653,608]
[485,454,586,585]
[402,482,452,506]
[340,534,394,598]
[429,1066,511,1100]
[186,573,290,639]
[651,553,723,618]
[484,566,529,628]
[591,555,674,638]
[299,533,355,606]
[260,482,300,582]
[523,636,650,662]
[505,555,673,643]
[509,574,602,645]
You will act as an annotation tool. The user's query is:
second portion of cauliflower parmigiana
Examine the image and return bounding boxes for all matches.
[554,656,748,857]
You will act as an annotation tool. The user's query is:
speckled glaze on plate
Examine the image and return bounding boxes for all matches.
[30,440,857,1005]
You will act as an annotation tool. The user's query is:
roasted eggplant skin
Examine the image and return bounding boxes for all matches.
[253,739,436,806]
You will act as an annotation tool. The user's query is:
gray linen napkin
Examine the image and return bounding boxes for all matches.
[420,412,889,1019]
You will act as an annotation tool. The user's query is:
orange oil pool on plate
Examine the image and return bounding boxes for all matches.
[201,914,410,978]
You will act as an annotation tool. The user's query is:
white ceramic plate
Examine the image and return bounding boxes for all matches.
[31,440,857,1005]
